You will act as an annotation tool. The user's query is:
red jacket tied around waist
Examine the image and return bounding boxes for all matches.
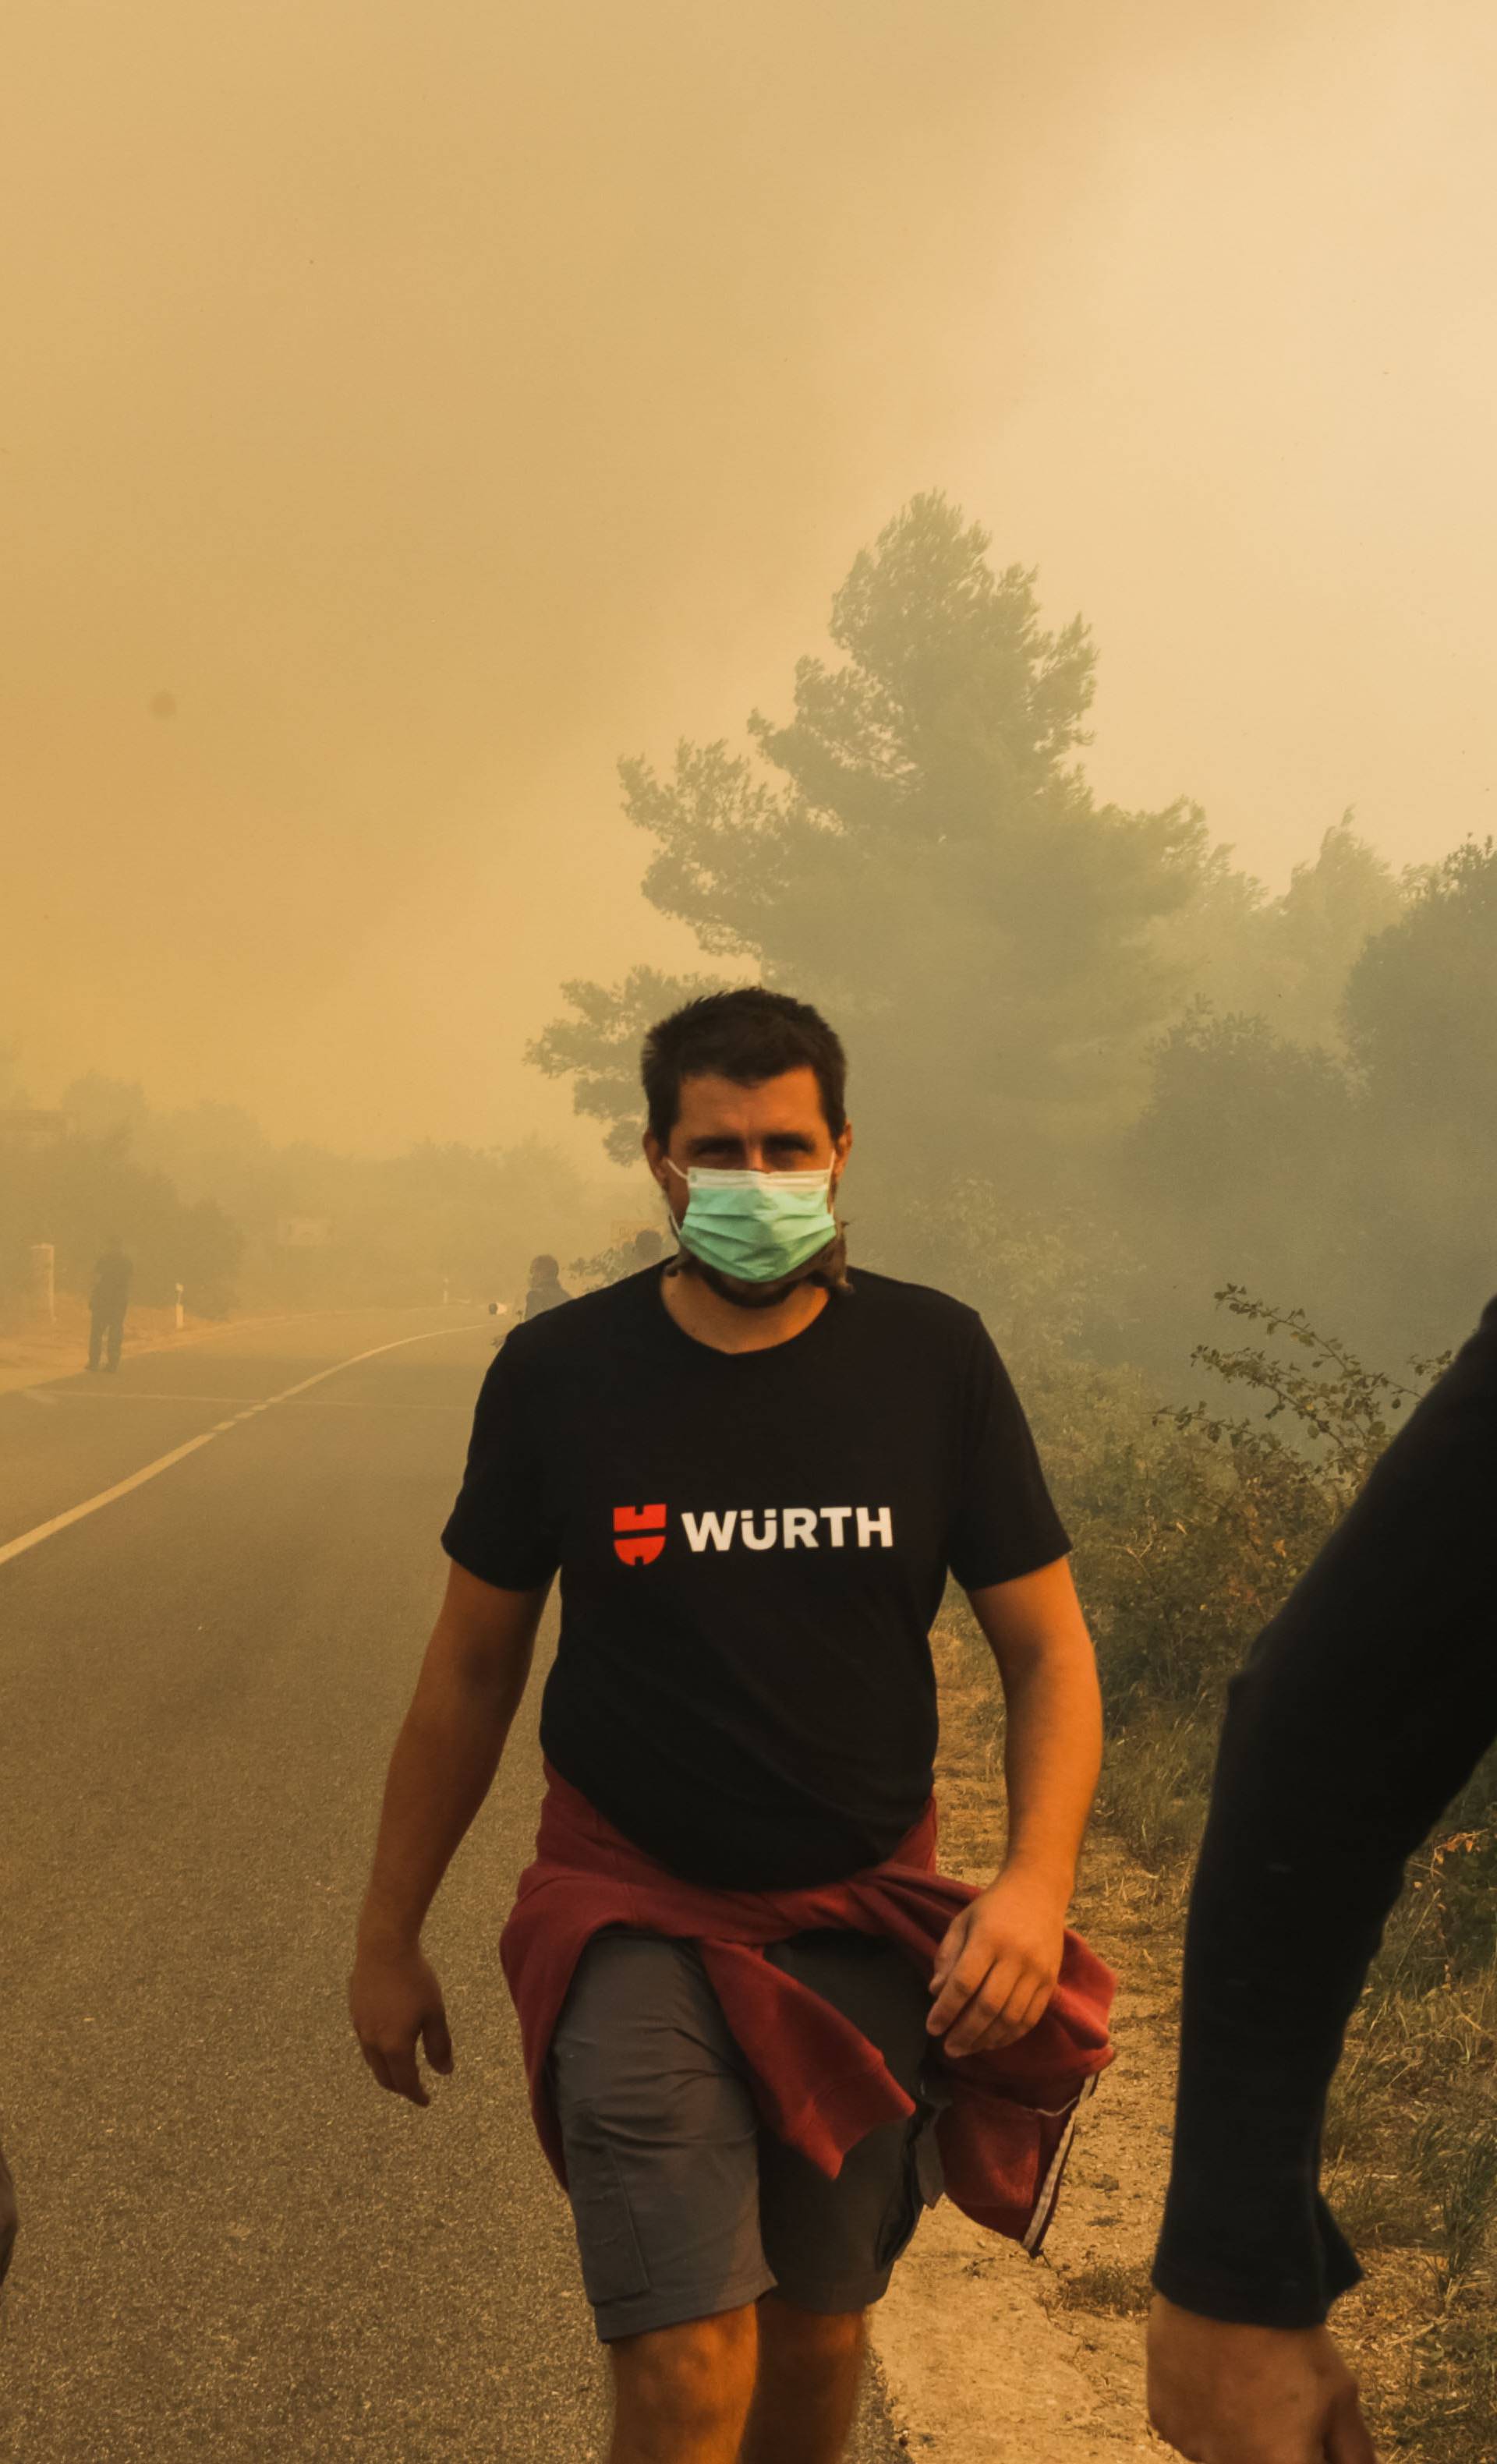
[501,1762,1116,2252]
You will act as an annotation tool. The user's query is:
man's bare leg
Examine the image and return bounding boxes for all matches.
[607,2303,759,2464]
[738,2291,867,2464]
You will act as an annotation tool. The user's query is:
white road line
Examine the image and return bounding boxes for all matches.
[0,1323,485,1572]
[20,1391,266,1407]
[23,1392,472,1411]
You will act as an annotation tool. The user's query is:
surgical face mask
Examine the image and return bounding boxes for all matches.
[664,1159,838,1284]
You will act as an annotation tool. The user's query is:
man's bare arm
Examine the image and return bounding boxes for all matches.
[926,1558,1102,2056]
[969,1554,1102,1894]
[349,1559,550,2103]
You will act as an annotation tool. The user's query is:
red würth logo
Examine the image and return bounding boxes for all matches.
[614,1504,667,1567]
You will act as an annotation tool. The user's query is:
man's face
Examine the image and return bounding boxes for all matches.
[646,1066,851,1197]
[644,1066,853,1305]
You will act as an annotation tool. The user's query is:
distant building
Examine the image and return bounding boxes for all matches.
[275,1214,335,1250]
[0,1108,71,1151]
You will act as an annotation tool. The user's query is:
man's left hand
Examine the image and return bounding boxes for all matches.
[1146,2296,1377,2462]
[925,1866,1066,2056]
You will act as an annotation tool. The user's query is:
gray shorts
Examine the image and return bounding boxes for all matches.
[546,1925,944,2342]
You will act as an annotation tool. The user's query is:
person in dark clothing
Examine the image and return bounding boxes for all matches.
[87,1236,133,1372]
[522,1253,570,1322]
[1147,1295,1497,2464]
[619,1226,664,1277]
[350,988,1106,2464]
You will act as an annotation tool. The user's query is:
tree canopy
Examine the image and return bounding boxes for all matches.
[533,493,1208,1191]
[528,493,1494,1373]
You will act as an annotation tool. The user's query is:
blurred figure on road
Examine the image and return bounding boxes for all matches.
[87,1236,132,1373]
[522,1254,570,1321]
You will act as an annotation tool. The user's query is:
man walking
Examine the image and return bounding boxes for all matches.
[351,988,1110,2464]
[87,1235,132,1372]
[1147,1295,1497,2464]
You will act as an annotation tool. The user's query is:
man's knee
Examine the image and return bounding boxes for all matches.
[611,2302,757,2432]
[756,2289,865,2367]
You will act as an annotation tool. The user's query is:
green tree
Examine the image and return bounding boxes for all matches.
[1044,1292,1450,1861]
[58,1071,151,1144]
[1163,816,1404,1054]
[531,494,1208,1201]
[1117,1006,1364,1370]
[1115,837,1497,1374]
[0,1125,244,1313]
[530,967,742,1167]
[1345,837,1497,1120]
[1340,837,1497,1344]
[222,1133,631,1311]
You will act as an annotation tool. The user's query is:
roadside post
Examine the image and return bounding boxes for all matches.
[29,1242,55,1323]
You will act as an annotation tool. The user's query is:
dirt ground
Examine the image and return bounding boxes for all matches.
[883,1624,1458,2462]
[869,1662,1178,2460]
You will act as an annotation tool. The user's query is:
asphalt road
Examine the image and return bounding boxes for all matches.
[0,1309,907,2462]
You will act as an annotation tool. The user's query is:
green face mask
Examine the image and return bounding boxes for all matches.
[665,1161,838,1283]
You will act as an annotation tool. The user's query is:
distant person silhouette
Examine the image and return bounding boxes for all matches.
[522,1254,570,1322]
[87,1236,133,1373]
[568,1225,669,1292]
[618,1227,664,1278]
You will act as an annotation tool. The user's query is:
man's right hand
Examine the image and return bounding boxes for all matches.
[1146,2297,1378,2462]
[349,1938,454,2108]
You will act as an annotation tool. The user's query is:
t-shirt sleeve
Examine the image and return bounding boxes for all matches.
[946,1320,1071,1589]
[441,1338,561,1592]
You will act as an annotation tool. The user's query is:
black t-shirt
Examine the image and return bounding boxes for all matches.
[442,1263,1070,1887]
[1152,1294,1497,2328]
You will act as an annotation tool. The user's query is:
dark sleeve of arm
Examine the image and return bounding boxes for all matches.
[440,1337,561,1593]
[1153,1297,1497,2327]
[947,1319,1071,1590]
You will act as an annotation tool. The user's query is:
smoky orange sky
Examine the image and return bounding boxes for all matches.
[6,0,1495,1158]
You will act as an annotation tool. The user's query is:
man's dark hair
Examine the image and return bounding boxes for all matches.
[529,1253,559,1279]
[642,989,848,1148]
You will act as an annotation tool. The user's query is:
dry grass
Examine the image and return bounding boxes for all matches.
[1050,2259,1152,2317]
